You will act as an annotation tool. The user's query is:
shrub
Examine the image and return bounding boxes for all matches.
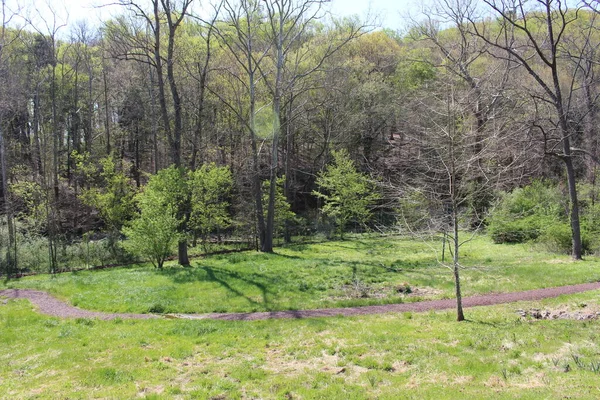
[539,223,592,255]
[487,181,565,244]
[122,168,183,269]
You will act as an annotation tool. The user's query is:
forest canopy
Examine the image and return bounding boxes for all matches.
[1,0,600,276]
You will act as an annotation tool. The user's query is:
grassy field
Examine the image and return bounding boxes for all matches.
[2,235,600,314]
[3,234,600,399]
[2,292,600,399]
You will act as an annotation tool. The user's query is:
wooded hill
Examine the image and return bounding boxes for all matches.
[1,0,599,275]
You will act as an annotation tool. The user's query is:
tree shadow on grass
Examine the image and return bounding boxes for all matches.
[318,241,373,251]
[270,251,302,260]
[157,265,278,311]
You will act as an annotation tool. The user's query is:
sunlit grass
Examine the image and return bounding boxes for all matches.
[2,234,600,314]
[3,291,600,399]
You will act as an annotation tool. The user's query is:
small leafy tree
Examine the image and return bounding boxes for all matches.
[122,168,183,269]
[189,163,233,249]
[314,150,380,238]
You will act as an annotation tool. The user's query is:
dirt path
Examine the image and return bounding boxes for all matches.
[2,282,600,321]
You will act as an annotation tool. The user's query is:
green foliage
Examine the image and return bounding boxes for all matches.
[487,181,565,244]
[122,168,184,269]
[488,181,596,254]
[9,180,48,233]
[577,182,600,236]
[189,163,233,243]
[394,58,437,91]
[262,176,298,238]
[538,222,591,255]
[314,150,380,237]
[75,154,136,232]
[0,222,127,274]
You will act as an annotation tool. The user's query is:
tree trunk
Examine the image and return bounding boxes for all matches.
[563,139,583,260]
[178,240,189,266]
[584,75,598,185]
[51,62,59,201]
[453,208,465,322]
[556,97,582,260]
[0,122,17,276]
[283,98,293,243]
[103,65,111,155]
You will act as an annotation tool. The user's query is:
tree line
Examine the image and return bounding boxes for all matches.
[1,0,600,286]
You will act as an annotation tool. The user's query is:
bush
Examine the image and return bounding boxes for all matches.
[488,181,565,244]
[538,223,592,255]
[122,167,183,269]
[488,215,542,244]
[487,180,600,254]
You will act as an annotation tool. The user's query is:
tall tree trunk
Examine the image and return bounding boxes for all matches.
[86,62,93,154]
[0,121,17,276]
[103,64,111,155]
[264,11,285,253]
[584,74,598,186]
[283,97,293,243]
[32,88,43,176]
[51,62,59,201]
[249,77,267,251]
[555,77,582,260]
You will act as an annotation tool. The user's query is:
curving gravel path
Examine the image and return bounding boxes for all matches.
[0,289,157,320]
[2,281,600,321]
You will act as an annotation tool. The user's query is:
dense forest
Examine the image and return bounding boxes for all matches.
[1,0,600,276]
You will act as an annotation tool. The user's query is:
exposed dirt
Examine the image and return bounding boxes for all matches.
[2,281,600,321]
[517,306,600,320]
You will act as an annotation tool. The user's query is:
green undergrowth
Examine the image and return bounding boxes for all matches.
[2,235,600,314]
[2,291,600,399]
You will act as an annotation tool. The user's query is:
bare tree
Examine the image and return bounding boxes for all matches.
[260,0,365,251]
[468,0,589,259]
[398,80,527,321]
[215,0,364,252]
[411,0,514,225]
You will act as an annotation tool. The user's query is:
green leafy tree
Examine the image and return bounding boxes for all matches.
[314,150,380,238]
[138,165,190,265]
[76,154,136,234]
[122,168,183,269]
[189,163,233,248]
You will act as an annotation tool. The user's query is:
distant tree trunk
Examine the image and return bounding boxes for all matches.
[0,121,17,276]
[32,86,43,176]
[103,62,111,155]
[249,76,268,251]
[283,97,294,243]
[51,59,59,201]
[583,69,598,186]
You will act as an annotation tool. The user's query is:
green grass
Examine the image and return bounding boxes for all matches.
[3,234,600,398]
[3,291,600,399]
[3,235,600,314]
